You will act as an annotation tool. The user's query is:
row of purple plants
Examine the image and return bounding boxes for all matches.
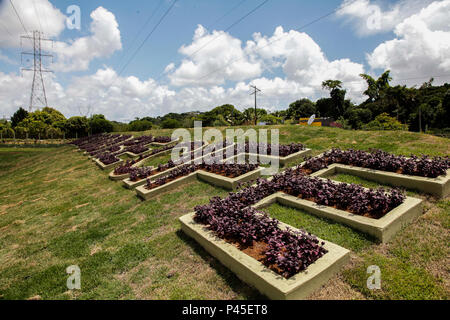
[145,162,259,190]
[300,148,449,178]
[113,144,177,175]
[243,142,305,157]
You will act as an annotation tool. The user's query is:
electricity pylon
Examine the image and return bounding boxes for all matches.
[21,30,53,112]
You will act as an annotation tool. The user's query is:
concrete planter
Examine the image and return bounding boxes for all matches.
[179,212,350,300]
[197,167,263,190]
[108,166,154,181]
[253,148,312,166]
[122,142,210,189]
[150,137,180,147]
[311,163,450,198]
[122,165,181,189]
[136,167,263,200]
[94,158,123,171]
[253,192,423,243]
[136,172,198,200]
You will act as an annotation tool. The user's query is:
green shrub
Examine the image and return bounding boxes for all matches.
[363,113,406,131]
[161,118,182,129]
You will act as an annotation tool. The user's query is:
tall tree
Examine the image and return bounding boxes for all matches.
[322,80,347,119]
[286,99,316,120]
[11,107,29,127]
[359,70,392,102]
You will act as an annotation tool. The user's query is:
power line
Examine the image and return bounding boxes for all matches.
[32,0,44,34]
[117,0,179,79]
[195,0,356,82]
[115,0,164,74]
[155,0,269,82]
[0,20,14,39]
[41,1,51,36]
[188,0,269,59]
[208,0,248,29]
[9,0,29,36]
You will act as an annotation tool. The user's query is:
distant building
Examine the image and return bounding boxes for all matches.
[299,117,334,127]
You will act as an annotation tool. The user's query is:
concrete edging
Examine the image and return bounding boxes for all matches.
[254,148,312,166]
[94,158,123,171]
[108,166,154,181]
[196,167,263,190]
[311,163,450,198]
[179,212,350,300]
[252,192,423,243]
[136,167,263,200]
[136,172,198,200]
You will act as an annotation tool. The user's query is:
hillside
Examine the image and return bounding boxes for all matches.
[0,126,448,299]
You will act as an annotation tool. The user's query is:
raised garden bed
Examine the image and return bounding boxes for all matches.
[297,149,450,197]
[136,172,198,200]
[179,212,349,300]
[252,191,423,243]
[136,164,262,200]
[122,142,209,189]
[94,157,123,171]
[241,143,311,166]
[150,137,179,147]
[197,167,263,190]
[311,163,450,198]
[256,148,311,166]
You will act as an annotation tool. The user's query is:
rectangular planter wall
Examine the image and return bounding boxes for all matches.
[179,212,350,300]
[254,148,312,166]
[252,191,423,243]
[94,158,123,171]
[136,172,198,200]
[136,167,263,200]
[196,167,263,190]
[311,163,450,198]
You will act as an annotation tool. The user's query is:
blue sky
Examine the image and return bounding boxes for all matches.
[1,0,391,81]
[0,0,449,121]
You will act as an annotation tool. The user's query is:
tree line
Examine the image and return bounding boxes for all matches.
[2,70,449,139]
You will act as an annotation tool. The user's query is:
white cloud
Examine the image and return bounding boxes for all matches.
[336,0,435,36]
[52,7,122,72]
[367,0,450,85]
[246,26,367,102]
[0,0,66,48]
[168,25,262,86]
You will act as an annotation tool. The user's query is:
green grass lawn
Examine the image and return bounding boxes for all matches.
[0,126,448,300]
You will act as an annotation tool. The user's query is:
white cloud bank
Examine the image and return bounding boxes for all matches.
[367,0,450,85]
[0,2,122,73]
[336,0,436,36]
[0,0,66,48]
[52,6,122,72]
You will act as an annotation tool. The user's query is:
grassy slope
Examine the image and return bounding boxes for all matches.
[0,126,448,300]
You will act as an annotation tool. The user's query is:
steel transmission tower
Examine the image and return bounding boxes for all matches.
[21,30,53,112]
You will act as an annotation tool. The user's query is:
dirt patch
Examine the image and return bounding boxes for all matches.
[90,244,102,256]
[75,203,90,209]
[308,273,367,300]
[0,201,23,215]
